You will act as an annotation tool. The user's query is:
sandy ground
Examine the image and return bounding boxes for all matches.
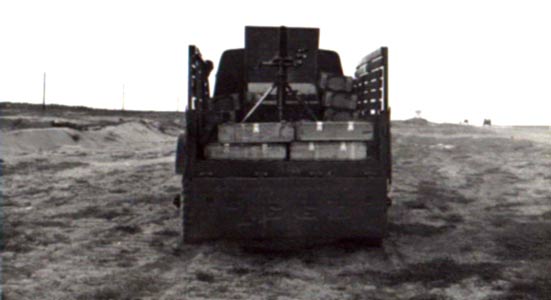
[1,103,550,300]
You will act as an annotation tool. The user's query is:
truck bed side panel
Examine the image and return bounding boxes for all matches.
[183,177,388,243]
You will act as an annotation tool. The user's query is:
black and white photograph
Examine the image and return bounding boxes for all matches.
[1,1,550,299]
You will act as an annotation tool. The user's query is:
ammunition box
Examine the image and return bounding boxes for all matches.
[218,122,295,143]
[319,73,354,92]
[323,108,358,121]
[205,143,286,160]
[322,91,358,110]
[290,142,367,160]
[295,121,373,141]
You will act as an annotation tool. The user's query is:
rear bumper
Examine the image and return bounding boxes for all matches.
[183,177,389,244]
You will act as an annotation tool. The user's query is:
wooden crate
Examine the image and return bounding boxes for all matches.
[296,121,373,141]
[204,143,286,160]
[319,73,354,92]
[290,142,367,160]
[322,92,358,110]
[323,108,358,121]
[218,122,295,143]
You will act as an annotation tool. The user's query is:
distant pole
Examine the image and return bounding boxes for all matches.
[176,97,180,112]
[122,84,125,111]
[42,72,46,111]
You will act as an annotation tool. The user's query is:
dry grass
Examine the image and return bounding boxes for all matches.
[384,258,503,288]
[494,221,551,260]
[2,104,550,299]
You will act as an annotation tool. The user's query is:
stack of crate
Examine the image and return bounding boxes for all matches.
[205,122,293,160]
[291,121,373,160]
[319,73,358,121]
[204,121,373,161]
[204,73,373,160]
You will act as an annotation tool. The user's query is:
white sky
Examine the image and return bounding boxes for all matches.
[1,0,550,125]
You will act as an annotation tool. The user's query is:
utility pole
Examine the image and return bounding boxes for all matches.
[122,84,125,111]
[42,72,46,111]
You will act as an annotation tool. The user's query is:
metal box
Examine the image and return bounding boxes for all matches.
[319,73,354,92]
[322,91,358,110]
[290,142,367,160]
[218,122,295,143]
[295,121,374,141]
[323,108,357,121]
[204,143,286,160]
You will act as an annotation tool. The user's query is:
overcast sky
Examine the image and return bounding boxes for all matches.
[1,0,550,125]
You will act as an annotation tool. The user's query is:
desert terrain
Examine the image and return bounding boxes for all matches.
[1,102,550,300]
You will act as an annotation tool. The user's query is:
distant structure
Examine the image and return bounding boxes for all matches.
[463,119,469,125]
[415,110,422,118]
[483,119,492,126]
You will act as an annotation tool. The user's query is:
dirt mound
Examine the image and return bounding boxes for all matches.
[1,127,80,154]
[1,121,174,156]
[401,117,430,126]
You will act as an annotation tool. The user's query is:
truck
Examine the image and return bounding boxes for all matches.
[176,26,391,248]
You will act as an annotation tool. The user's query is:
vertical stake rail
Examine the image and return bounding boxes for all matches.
[188,46,194,110]
[382,47,391,184]
[383,47,388,111]
[276,26,288,121]
[188,45,207,157]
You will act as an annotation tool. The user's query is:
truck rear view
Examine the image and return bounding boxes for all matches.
[176,26,391,248]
